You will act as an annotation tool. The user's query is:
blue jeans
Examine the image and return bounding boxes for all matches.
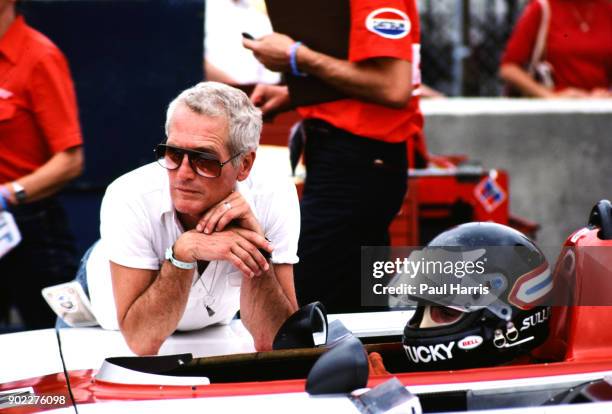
[54,242,96,329]
[0,197,78,330]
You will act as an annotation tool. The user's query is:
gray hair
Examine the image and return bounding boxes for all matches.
[165,82,262,165]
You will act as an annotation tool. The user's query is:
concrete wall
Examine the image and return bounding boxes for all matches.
[421,99,612,262]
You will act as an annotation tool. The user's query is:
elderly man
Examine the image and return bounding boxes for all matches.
[82,82,299,355]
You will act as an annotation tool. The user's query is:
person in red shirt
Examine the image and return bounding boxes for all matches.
[243,0,423,312]
[500,0,612,98]
[0,0,84,330]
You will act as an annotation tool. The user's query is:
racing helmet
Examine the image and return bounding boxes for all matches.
[401,222,552,371]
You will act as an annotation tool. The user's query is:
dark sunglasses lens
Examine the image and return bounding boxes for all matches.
[157,145,183,169]
[192,157,221,177]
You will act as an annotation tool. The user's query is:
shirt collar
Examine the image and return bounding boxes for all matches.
[0,16,28,65]
[235,176,256,210]
[160,172,174,218]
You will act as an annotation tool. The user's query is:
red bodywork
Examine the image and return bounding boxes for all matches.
[537,228,612,363]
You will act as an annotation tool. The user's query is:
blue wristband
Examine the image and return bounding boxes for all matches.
[289,42,307,77]
[0,193,7,212]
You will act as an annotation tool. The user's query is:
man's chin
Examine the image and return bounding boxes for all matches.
[173,200,208,217]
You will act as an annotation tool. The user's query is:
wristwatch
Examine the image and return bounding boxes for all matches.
[165,246,196,270]
[11,181,26,204]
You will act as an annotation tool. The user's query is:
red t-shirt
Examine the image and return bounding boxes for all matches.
[0,16,83,183]
[297,0,423,143]
[501,0,612,92]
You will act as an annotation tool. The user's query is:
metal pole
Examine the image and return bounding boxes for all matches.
[451,0,470,96]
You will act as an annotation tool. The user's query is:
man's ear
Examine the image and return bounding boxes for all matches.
[236,151,256,181]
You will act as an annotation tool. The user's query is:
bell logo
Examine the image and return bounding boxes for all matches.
[458,335,483,350]
[404,342,455,363]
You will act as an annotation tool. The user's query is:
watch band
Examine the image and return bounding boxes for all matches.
[11,181,26,204]
[165,246,196,270]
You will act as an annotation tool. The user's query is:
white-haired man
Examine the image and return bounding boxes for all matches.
[81,82,299,355]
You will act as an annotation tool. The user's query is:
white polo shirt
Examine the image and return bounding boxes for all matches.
[87,160,300,331]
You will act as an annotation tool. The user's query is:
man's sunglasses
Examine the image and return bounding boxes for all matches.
[155,144,242,178]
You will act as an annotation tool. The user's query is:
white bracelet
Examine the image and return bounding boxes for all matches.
[165,246,196,270]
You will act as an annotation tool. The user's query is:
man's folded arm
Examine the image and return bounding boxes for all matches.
[111,259,193,356]
[274,263,298,310]
[240,263,296,351]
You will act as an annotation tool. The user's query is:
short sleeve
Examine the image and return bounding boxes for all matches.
[29,49,83,153]
[349,0,415,62]
[99,182,160,270]
[501,0,543,66]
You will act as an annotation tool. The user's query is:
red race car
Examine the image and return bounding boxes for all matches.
[1,200,611,414]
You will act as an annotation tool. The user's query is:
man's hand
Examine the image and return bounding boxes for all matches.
[590,88,612,98]
[250,84,291,120]
[552,87,611,99]
[552,87,590,99]
[175,229,272,278]
[243,33,295,72]
[248,34,412,108]
[196,192,263,236]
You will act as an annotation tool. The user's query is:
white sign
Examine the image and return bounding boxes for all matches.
[0,211,21,259]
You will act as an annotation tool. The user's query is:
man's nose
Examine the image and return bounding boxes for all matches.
[176,153,196,179]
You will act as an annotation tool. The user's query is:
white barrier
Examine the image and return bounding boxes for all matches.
[422,98,612,261]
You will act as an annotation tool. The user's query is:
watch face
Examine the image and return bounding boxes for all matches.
[15,190,26,203]
[12,183,26,204]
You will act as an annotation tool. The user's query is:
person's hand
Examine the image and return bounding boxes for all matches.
[552,87,590,98]
[250,84,291,120]
[175,229,272,278]
[243,33,295,72]
[196,192,263,236]
[367,352,390,376]
[589,88,612,98]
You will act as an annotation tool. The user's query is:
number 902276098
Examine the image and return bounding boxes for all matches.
[8,394,66,405]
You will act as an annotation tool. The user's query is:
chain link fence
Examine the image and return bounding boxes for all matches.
[419,0,529,97]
